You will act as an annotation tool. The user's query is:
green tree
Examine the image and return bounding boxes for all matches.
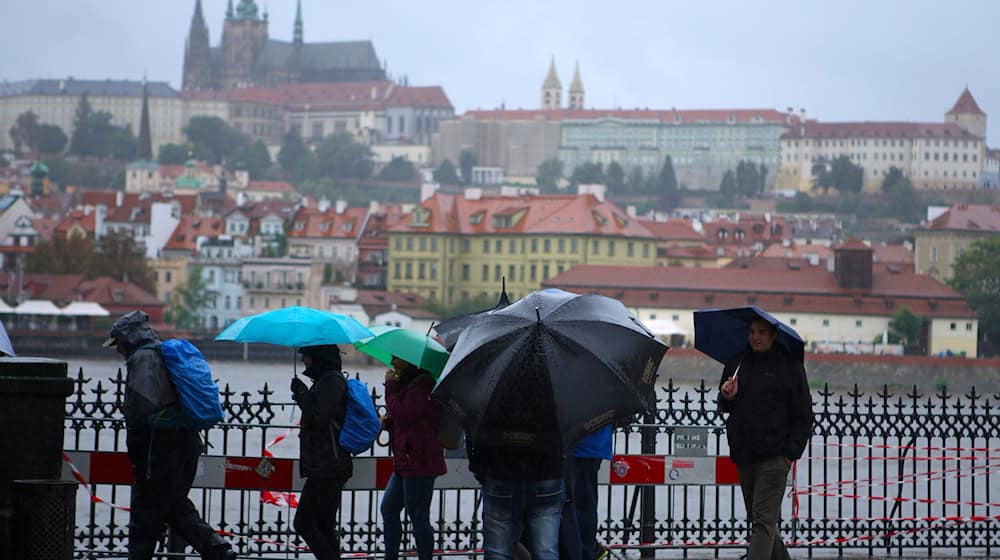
[758,163,769,195]
[169,266,211,330]
[184,116,249,164]
[887,306,922,346]
[459,149,478,185]
[626,166,644,194]
[0,154,8,168]
[295,149,321,182]
[239,140,272,179]
[36,124,68,154]
[814,155,863,194]
[108,124,138,160]
[297,177,337,200]
[8,111,40,154]
[434,158,460,184]
[89,230,156,294]
[536,158,564,193]
[881,166,922,223]
[605,161,625,194]
[377,156,417,181]
[277,130,307,173]
[720,169,736,195]
[315,131,374,179]
[44,157,71,186]
[657,155,678,193]
[26,234,94,274]
[948,237,1000,354]
[735,160,761,197]
[158,143,189,164]
[569,162,603,186]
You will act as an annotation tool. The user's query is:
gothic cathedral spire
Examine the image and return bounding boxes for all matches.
[568,61,585,110]
[541,57,562,110]
[182,0,213,90]
[136,78,153,161]
[293,0,304,45]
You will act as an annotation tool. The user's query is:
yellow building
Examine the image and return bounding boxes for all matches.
[386,188,657,305]
[914,204,1000,282]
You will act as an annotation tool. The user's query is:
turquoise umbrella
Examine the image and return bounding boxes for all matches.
[215,306,373,347]
[354,325,450,378]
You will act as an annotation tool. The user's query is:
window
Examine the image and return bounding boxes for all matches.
[950,322,957,331]
[419,237,427,251]
[494,265,502,281]
[496,240,502,254]
[672,315,679,321]
[558,239,565,253]
[482,265,488,281]
[430,263,437,280]
[571,239,578,253]
[593,240,600,254]
[510,239,517,254]
[508,265,516,281]
[406,237,414,251]
[530,264,537,281]
[462,264,469,281]
[790,318,797,325]
[542,264,550,279]
[608,241,616,257]
[418,263,425,280]
[628,242,634,257]
[822,319,829,326]
[544,239,551,253]
[967,322,974,331]
[930,246,938,263]
[165,271,172,283]
[405,262,412,279]
[855,320,863,328]
[483,239,490,253]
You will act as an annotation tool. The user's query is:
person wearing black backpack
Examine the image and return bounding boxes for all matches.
[103,310,236,560]
[291,344,353,560]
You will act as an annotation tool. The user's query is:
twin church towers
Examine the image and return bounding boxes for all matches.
[541,58,585,111]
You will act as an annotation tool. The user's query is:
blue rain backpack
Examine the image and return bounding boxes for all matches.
[336,377,381,454]
[148,339,225,430]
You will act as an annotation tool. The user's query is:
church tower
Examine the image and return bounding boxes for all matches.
[294,0,304,45]
[568,61,585,110]
[221,0,269,89]
[541,57,562,111]
[182,0,213,90]
[945,87,987,139]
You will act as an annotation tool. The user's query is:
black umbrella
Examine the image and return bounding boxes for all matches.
[433,289,668,450]
[433,278,512,351]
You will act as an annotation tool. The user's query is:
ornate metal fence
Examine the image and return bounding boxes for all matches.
[65,368,1000,558]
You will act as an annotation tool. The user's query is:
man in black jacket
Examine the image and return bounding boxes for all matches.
[718,317,813,560]
[291,344,353,560]
[104,310,235,560]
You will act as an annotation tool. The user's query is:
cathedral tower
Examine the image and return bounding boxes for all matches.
[182,0,213,90]
[541,57,562,110]
[568,61,585,110]
[221,0,269,89]
[946,87,987,139]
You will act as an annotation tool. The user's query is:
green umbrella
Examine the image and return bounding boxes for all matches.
[354,325,451,378]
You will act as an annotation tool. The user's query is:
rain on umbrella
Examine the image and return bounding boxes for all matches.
[354,325,450,378]
[215,306,373,347]
[433,278,511,351]
[693,305,805,365]
[433,289,668,450]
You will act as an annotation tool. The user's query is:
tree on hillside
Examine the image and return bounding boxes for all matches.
[605,161,625,194]
[184,115,249,165]
[37,124,68,154]
[168,266,211,330]
[735,160,761,197]
[626,166,644,194]
[69,95,109,157]
[277,130,307,173]
[459,149,478,185]
[8,111,40,154]
[315,131,373,180]
[813,155,864,194]
[26,235,94,275]
[881,165,922,223]
[238,140,272,179]
[108,124,138,161]
[720,169,736,195]
[948,237,1000,355]
[536,158,564,193]
[569,162,603,186]
[657,155,678,193]
[758,163,769,195]
[158,143,189,165]
[887,305,922,346]
[297,177,337,201]
[90,230,156,294]
[433,158,460,184]
[378,156,417,181]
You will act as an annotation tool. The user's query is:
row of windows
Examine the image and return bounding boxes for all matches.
[391,260,567,283]
[393,236,652,258]
[794,138,977,149]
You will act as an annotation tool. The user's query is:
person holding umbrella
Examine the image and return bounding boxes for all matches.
[290,344,353,560]
[717,316,813,560]
[380,355,447,560]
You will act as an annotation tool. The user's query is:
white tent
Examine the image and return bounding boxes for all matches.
[61,301,111,317]
[643,318,686,337]
[0,299,13,313]
[14,299,63,315]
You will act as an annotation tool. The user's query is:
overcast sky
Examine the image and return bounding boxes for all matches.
[5,0,1000,141]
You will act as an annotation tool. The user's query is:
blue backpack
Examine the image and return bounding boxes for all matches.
[336,377,381,454]
[148,339,225,430]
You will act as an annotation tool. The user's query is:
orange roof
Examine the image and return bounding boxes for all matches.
[462,108,790,124]
[872,244,914,265]
[77,276,160,307]
[164,216,224,252]
[390,193,656,238]
[247,180,296,193]
[31,217,59,242]
[700,215,790,246]
[947,88,985,115]
[783,121,981,140]
[927,204,1000,232]
[385,86,452,109]
[637,218,705,242]
[760,242,833,260]
[54,208,97,237]
[287,206,368,239]
[834,237,870,251]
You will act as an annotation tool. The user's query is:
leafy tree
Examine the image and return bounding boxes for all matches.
[315,131,373,180]
[26,234,94,274]
[70,95,110,157]
[0,154,8,168]
[735,160,761,197]
[434,158,460,184]
[377,156,417,181]
[459,149,478,185]
[44,157,71,186]
[8,111,40,154]
[657,156,678,193]
[297,177,337,200]
[277,130,307,173]
[626,166,644,194]
[36,124,68,154]
[569,162,603,186]
[169,266,211,330]
[158,143,190,165]
[108,124,138,161]
[948,237,1000,354]
[238,140,272,179]
[605,161,625,194]
[813,155,863,194]
[887,306,922,346]
[90,230,156,294]
[184,116,249,165]
[758,163,769,195]
[881,166,922,223]
[536,158,564,193]
[720,169,736,195]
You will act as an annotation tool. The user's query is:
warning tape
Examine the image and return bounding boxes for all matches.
[61,452,131,512]
[799,460,997,493]
[818,441,1000,454]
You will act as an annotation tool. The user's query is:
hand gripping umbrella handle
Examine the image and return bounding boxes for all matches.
[731,361,742,382]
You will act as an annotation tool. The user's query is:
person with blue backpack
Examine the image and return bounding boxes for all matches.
[290,344,354,560]
[103,310,236,560]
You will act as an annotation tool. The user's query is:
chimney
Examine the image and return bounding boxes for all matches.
[318,197,330,212]
[116,191,123,207]
[371,86,378,100]
[95,204,107,238]
[236,191,247,207]
[421,182,439,202]
[577,183,606,203]
[368,200,380,213]
[335,199,347,214]
[464,187,482,200]
[626,205,637,218]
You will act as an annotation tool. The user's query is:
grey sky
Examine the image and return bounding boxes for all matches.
[5,1,1000,142]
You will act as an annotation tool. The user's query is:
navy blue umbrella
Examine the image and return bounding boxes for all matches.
[693,306,804,365]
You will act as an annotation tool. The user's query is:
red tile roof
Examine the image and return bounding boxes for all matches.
[926,204,1000,232]
[76,276,161,307]
[834,237,870,251]
[390,193,656,238]
[31,217,59,242]
[247,180,296,194]
[947,88,985,115]
[385,86,452,109]
[164,216,224,252]
[287,206,368,239]
[782,121,981,140]
[637,218,705,242]
[760,242,832,260]
[54,208,97,238]
[462,108,790,124]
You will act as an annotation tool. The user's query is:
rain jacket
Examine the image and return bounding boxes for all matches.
[294,366,353,480]
[383,374,447,478]
[717,347,814,465]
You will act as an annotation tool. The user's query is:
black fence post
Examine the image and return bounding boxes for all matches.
[640,405,657,558]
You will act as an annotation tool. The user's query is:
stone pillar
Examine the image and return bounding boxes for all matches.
[0,358,75,559]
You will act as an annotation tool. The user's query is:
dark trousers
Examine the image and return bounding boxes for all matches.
[128,430,228,560]
[736,457,792,560]
[380,473,438,560]
[295,476,348,560]
[558,458,582,560]
[572,458,603,560]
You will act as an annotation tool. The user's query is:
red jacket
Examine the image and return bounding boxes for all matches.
[383,374,447,477]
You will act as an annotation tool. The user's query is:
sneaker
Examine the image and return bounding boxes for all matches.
[595,544,610,560]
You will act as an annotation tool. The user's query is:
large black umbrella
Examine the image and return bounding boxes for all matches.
[433,289,668,450]
[694,306,805,365]
[433,279,511,351]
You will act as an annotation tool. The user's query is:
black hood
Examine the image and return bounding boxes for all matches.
[107,310,160,355]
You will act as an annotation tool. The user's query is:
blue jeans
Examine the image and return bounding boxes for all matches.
[482,477,564,560]
[380,473,438,560]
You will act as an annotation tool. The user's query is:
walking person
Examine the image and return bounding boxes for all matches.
[569,424,613,560]
[103,310,236,560]
[291,344,353,560]
[718,317,814,560]
[380,356,447,560]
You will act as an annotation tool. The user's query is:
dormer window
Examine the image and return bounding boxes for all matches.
[320,222,330,232]
[411,208,430,227]
[343,222,353,232]
[493,214,512,229]
[717,228,728,239]
[112,289,124,303]
[294,221,305,231]
[469,211,486,226]
[613,213,628,227]
[592,210,607,225]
